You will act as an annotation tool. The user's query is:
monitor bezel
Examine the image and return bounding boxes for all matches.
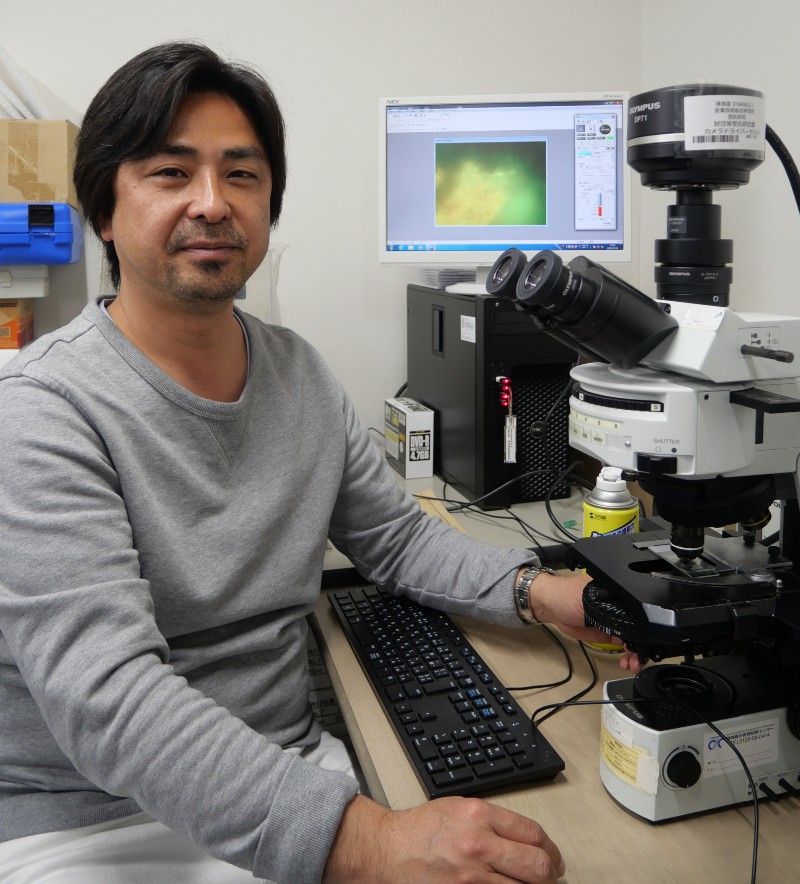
[378,90,632,267]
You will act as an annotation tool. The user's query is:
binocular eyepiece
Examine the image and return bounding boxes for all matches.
[487,247,678,369]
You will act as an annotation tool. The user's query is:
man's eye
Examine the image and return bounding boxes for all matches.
[155,167,185,178]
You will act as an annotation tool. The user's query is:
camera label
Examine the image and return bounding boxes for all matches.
[683,94,766,153]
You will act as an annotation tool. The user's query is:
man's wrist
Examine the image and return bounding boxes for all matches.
[514,565,557,624]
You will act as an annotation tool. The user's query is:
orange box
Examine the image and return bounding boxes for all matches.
[0,299,34,349]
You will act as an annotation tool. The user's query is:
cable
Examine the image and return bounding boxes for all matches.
[530,693,760,884]
[538,375,576,481]
[534,640,598,726]
[412,489,569,549]
[766,124,800,216]
[545,460,588,542]
[444,468,553,512]
[504,624,574,690]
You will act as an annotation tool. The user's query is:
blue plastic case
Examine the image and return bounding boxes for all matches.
[0,203,83,264]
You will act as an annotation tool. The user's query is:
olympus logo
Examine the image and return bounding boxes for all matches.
[630,101,661,115]
[559,270,575,299]
[668,271,691,277]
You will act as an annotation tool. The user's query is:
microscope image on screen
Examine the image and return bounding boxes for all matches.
[488,83,800,823]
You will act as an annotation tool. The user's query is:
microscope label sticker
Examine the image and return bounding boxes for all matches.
[600,719,658,793]
[683,94,766,152]
[702,717,779,778]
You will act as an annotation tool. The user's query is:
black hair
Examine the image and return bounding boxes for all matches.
[73,41,287,289]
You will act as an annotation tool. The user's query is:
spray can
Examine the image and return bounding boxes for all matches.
[583,467,640,539]
[583,467,639,652]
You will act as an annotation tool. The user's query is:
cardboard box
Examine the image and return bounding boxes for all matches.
[384,397,434,479]
[0,120,79,208]
[0,298,34,349]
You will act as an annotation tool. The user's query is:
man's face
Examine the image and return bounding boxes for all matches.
[100,92,273,308]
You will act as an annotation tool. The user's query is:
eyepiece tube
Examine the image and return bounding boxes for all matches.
[514,252,679,369]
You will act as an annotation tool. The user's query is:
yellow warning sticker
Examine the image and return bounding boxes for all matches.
[601,724,658,794]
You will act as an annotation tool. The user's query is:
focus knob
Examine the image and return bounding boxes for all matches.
[665,750,702,789]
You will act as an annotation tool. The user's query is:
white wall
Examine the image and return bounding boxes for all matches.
[2,0,642,429]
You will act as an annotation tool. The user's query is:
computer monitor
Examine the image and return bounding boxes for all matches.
[379,91,631,286]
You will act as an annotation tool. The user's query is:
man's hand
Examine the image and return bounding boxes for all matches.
[324,793,565,883]
[526,570,643,672]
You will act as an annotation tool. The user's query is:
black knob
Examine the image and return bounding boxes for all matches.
[665,750,702,789]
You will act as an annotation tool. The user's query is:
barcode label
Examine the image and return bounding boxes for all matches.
[683,93,765,153]
[691,134,741,143]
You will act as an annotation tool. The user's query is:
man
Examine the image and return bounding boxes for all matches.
[0,43,632,883]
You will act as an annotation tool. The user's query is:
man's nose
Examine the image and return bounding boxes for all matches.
[187,171,231,223]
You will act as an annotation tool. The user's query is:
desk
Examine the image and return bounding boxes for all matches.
[314,479,796,883]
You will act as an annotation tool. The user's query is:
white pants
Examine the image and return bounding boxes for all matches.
[0,730,363,884]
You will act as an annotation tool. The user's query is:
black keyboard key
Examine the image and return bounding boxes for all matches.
[412,737,438,762]
[422,678,458,695]
[474,759,515,779]
[432,769,474,788]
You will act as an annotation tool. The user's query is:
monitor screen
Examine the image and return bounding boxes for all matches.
[379,91,632,275]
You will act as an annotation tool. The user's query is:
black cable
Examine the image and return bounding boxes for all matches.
[504,624,574,690]
[412,490,567,548]
[545,460,588,542]
[445,468,553,512]
[455,499,565,547]
[534,640,598,726]
[538,375,576,481]
[394,382,408,398]
[766,124,800,216]
[496,506,564,548]
[531,694,760,884]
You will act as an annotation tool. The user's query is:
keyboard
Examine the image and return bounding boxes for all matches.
[328,585,565,799]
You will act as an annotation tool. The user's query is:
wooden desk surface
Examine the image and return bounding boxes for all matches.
[313,597,796,883]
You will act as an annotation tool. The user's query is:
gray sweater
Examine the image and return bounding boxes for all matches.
[0,299,533,882]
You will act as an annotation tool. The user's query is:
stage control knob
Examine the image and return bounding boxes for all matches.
[664,750,702,789]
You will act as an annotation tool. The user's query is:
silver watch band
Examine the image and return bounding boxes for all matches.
[514,565,557,624]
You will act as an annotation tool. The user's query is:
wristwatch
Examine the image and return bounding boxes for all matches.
[514,565,557,624]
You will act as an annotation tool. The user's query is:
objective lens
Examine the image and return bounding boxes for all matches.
[670,524,705,561]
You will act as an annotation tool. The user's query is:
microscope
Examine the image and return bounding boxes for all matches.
[487,84,800,821]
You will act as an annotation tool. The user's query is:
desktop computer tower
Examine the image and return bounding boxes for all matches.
[406,284,575,509]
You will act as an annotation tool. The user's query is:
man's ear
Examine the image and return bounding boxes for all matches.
[99,216,113,243]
